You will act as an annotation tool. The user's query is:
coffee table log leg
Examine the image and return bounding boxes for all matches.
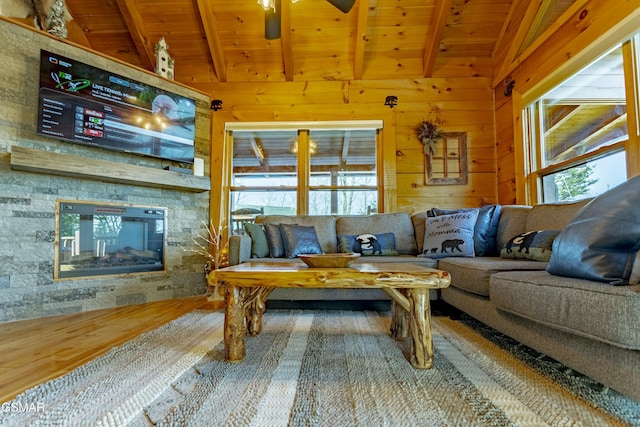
[245,287,274,336]
[390,297,409,340]
[224,286,246,362]
[406,288,434,369]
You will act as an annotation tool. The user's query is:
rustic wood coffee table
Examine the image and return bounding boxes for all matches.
[208,262,450,369]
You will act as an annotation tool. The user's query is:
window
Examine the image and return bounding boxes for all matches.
[308,129,378,215]
[228,122,381,234]
[523,40,635,203]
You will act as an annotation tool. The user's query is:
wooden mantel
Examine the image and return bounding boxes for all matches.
[9,145,210,192]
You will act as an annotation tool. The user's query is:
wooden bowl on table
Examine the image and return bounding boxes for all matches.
[298,253,361,268]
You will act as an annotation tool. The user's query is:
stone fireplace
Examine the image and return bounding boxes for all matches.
[0,20,211,322]
[56,201,167,279]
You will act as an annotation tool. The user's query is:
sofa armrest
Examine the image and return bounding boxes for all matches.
[229,235,252,265]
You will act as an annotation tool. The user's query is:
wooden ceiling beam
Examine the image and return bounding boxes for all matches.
[493,0,592,87]
[114,0,154,71]
[196,0,227,82]
[494,0,593,88]
[423,0,452,78]
[63,2,92,49]
[281,0,294,81]
[520,0,556,51]
[353,0,370,80]
[495,0,548,86]
[491,0,521,74]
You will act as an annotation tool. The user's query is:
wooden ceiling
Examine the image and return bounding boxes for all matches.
[58,0,517,85]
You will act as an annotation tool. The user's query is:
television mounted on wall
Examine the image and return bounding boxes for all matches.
[36,49,196,164]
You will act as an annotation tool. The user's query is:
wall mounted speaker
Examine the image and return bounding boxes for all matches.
[327,0,355,13]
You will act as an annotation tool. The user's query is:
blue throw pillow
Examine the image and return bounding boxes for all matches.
[337,233,397,256]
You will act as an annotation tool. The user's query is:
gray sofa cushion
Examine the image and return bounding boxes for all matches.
[490,270,640,350]
[525,199,590,231]
[336,213,418,255]
[257,215,337,253]
[495,205,531,250]
[495,201,589,253]
[437,257,548,297]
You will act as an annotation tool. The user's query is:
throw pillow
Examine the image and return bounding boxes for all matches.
[243,223,270,258]
[547,176,640,285]
[422,210,479,259]
[279,224,323,258]
[432,204,502,256]
[500,230,560,262]
[263,222,286,258]
[337,233,398,256]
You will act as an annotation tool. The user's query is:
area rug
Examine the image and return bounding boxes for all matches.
[1,310,638,426]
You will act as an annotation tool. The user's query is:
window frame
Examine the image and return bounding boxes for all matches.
[519,35,640,204]
[225,121,383,219]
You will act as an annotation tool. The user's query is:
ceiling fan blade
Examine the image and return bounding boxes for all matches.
[326,0,355,13]
[265,0,282,39]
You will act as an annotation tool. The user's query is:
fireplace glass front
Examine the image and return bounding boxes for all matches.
[56,201,167,279]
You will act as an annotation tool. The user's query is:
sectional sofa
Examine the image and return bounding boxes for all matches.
[226,185,640,401]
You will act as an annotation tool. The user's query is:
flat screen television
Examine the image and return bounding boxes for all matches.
[36,49,196,164]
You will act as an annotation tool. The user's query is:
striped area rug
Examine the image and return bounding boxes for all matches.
[1,310,637,426]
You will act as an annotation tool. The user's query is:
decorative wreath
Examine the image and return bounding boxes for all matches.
[416,120,442,156]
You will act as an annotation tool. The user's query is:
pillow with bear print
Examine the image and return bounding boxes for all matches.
[421,210,479,259]
[431,204,502,256]
[500,230,560,262]
[337,233,398,256]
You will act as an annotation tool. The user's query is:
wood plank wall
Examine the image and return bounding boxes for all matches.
[493,0,640,205]
[194,77,496,221]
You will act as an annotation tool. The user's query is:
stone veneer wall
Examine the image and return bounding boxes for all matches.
[0,19,212,322]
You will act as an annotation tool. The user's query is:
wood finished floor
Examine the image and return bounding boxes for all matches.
[0,296,220,403]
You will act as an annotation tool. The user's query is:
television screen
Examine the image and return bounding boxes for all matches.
[37,49,196,164]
